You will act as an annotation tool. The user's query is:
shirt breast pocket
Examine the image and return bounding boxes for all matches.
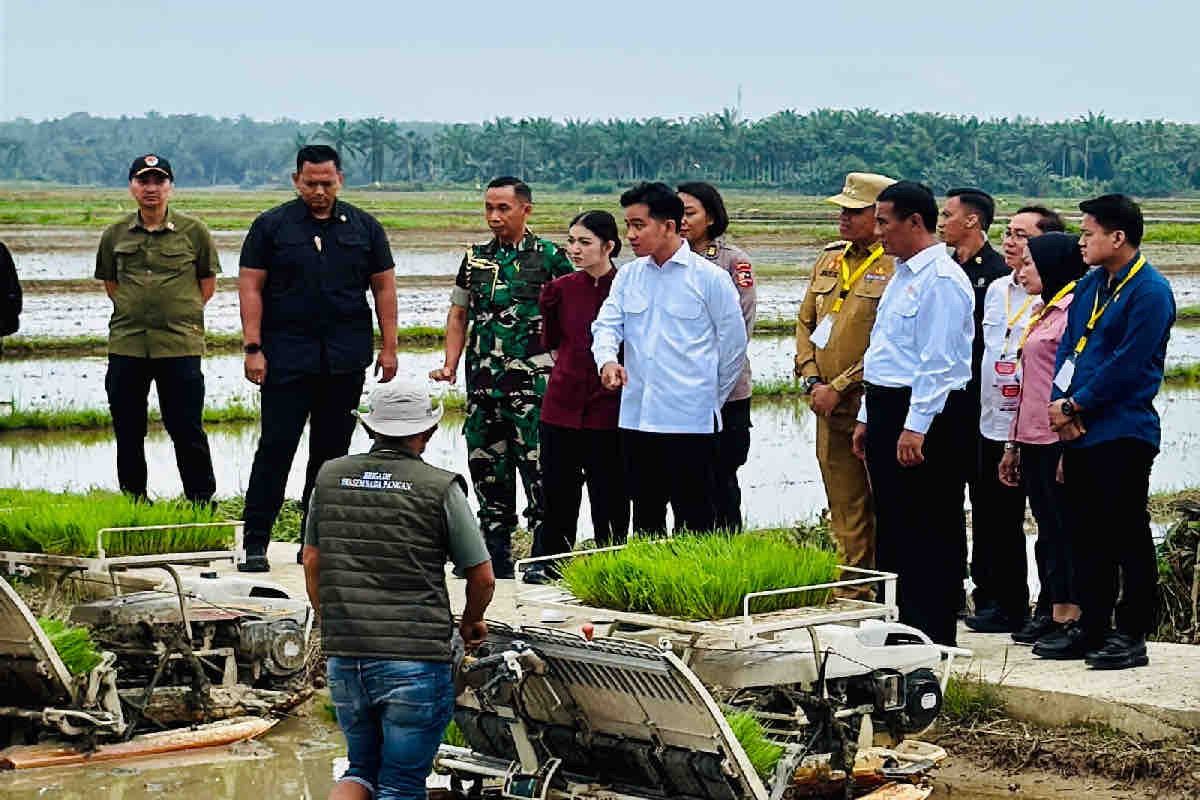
[113,240,143,275]
[335,230,371,284]
[889,294,920,339]
[810,274,838,316]
[156,242,196,274]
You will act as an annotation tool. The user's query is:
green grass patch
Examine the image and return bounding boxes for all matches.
[942,671,1006,724]
[37,618,103,675]
[559,531,839,621]
[0,489,235,556]
[1178,305,1200,324]
[0,400,259,432]
[214,495,303,544]
[1164,363,1200,385]
[724,710,784,779]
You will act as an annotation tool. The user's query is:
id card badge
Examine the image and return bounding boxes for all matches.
[811,315,834,349]
[1053,356,1076,393]
[993,359,1021,414]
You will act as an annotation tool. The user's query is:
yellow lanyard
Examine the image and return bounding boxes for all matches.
[830,243,883,313]
[1016,281,1076,357]
[1072,255,1145,355]
[1001,283,1036,356]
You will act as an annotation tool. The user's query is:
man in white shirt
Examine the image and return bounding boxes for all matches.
[593,182,748,535]
[851,181,974,647]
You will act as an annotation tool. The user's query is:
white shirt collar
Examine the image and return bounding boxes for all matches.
[900,241,947,274]
[651,238,691,269]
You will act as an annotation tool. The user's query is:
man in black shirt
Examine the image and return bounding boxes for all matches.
[938,188,1015,623]
[237,145,398,572]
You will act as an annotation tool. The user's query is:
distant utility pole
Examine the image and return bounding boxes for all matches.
[735,84,743,123]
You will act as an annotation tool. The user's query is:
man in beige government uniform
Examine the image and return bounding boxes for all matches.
[795,173,896,598]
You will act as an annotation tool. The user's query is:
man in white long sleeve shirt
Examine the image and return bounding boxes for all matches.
[592,182,748,535]
[850,181,974,647]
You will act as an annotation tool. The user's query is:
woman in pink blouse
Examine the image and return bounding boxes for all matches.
[999,232,1088,646]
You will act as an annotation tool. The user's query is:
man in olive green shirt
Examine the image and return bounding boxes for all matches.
[94,154,219,502]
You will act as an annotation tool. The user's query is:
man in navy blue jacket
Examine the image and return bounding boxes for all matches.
[1034,195,1175,669]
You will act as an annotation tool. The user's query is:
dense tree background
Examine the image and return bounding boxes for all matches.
[1,109,1198,196]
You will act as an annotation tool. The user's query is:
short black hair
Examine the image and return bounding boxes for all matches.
[487,176,533,203]
[569,210,622,259]
[620,182,684,229]
[676,181,729,240]
[1016,204,1066,233]
[1079,194,1144,248]
[877,181,938,232]
[296,144,340,172]
[946,187,996,230]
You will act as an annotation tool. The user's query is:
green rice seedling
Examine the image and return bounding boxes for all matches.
[0,489,234,556]
[559,532,839,620]
[37,617,103,675]
[723,710,784,779]
[442,719,468,747]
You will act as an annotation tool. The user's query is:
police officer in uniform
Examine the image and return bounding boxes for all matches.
[678,182,756,530]
[431,177,573,579]
[238,145,398,572]
[795,172,896,598]
[95,154,219,504]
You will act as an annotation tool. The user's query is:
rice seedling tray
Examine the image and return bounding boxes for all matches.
[516,543,898,648]
[0,521,243,575]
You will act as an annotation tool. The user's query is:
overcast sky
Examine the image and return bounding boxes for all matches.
[4,0,1198,124]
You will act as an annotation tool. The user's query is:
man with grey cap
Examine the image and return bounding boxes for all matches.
[302,379,494,800]
[794,172,896,598]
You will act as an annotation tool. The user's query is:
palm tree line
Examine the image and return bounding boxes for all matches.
[0,110,1197,196]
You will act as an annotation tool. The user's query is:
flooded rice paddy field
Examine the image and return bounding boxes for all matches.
[10,268,1200,341]
[3,388,1197,536]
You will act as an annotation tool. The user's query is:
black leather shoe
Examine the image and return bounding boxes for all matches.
[965,607,1028,634]
[1084,631,1149,670]
[1012,615,1059,645]
[494,564,515,581]
[1032,621,1102,660]
[237,553,270,573]
[521,565,553,585]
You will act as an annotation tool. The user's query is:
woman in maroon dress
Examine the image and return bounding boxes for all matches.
[524,211,629,584]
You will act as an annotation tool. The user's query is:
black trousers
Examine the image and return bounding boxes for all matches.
[243,371,365,550]
[622,429,718,536]
[1063,438,1158,638]
[535,422,630,555]
[712,398,752,532]
[969,438,1030,617]
[105,354,215,503]
[864,385,970,647]
[1020,442,1072,615]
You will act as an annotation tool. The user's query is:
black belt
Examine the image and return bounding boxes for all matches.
[863,382,911,396]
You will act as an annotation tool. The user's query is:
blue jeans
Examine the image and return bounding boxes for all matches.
[327,657,454,800]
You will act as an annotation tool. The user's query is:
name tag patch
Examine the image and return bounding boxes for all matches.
[340,470,414,491]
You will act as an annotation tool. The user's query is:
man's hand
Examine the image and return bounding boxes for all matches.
[375,349,398,382]
[459,620,488,651]
[1047,398,1073,431]
[429,365,457,383]
[809,384,841,417]
[244,352,267,385]
[600,361,628,391]
[998,447,1021,487]
[897,429,925,467]
[852,422,868,461]
[1057,418,1087,442]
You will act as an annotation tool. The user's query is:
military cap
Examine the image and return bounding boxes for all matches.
[129,153,173,181]
[826,172,896,209]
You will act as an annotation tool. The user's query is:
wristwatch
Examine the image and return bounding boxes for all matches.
[1061,398,1076,417]
[1003,441,1018,452]
[243,342,262,355]
[804,376,823,395]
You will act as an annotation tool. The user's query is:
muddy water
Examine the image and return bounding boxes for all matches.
[0,712,1093,799]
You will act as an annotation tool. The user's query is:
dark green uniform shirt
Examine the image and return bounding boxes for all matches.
[94,208,220,358]
[451,230,573,400]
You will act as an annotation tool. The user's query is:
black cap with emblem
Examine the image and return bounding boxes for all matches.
[128,154,173,181]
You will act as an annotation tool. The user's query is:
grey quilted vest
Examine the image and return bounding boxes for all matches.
[313,444,466,662]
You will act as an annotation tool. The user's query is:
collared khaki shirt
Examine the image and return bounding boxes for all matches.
[795,240,895,402]
[95,208,220,358]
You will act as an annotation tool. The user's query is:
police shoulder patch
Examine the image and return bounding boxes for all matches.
[734,262,754,288]
[823,240,848,252]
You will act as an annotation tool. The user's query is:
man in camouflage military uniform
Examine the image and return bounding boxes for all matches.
[431,177,573,578]
[795,172,896,598]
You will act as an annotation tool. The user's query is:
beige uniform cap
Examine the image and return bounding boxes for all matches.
[826,172,897,209]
